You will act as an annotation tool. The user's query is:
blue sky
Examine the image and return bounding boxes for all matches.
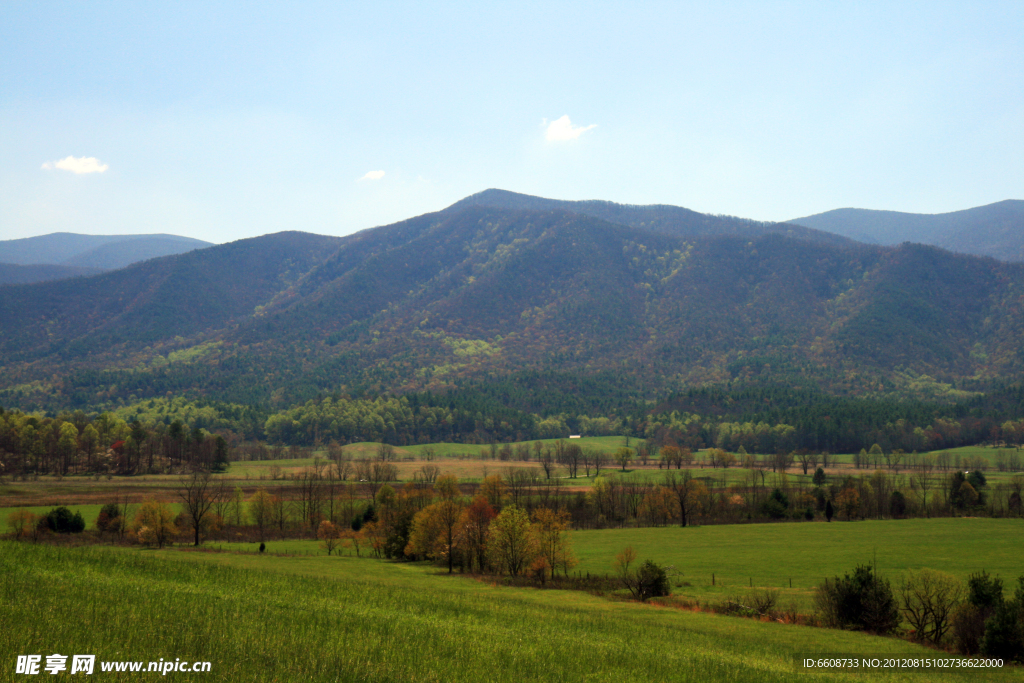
[2,2,1022,243]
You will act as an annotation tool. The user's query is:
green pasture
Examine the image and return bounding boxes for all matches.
[2,503,185,531]
[2,541,1014,683]
[571,518,1024,611]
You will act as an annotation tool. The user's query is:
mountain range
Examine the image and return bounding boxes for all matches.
[1,190,1022,412]
[790,199,1024,262]
[0,233,213,284]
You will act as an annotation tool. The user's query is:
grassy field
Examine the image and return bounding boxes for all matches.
[2,540,1016,682]
[570,518,1024,610]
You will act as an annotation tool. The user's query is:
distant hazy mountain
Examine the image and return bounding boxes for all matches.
[0,262,105,285]
[789,200,1024,262]
[3,192,1024,412]
[0,233,214,270]
[452,189,854,246]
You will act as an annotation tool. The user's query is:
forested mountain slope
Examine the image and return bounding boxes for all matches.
[0,262,104,285]
[1,193,1023,412]
[790,199,1024,262]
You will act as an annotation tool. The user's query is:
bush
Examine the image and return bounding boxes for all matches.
[981,602,1023,660]
[952,603,986,655]
[45,506,85,534]
[815,564,900,634]
[632,560,671,602]
[615,547,670,602]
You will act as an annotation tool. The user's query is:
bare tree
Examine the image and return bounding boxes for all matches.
[178,470,219,546]
[665,470,701,527]
[377,442,395,462]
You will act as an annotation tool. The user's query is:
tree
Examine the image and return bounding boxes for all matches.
[899,569,964,645]
[211,436,230,473]
[480,474,505,508]
[6,509,38,540]
[134,500,177,548]
[406,499,463,573]
[95,503,122,538]
[615,447,633,471]
[816,564,899,634]
[836,487,860,520]
[177,470,218,546]
[531,507,576,578]
[614,546,670,602]
[761,488,789,519]
[813,467,827,487]
[248,489,275,542]
[825,499,835,523]
[488,505,535,576]
[231,486,245,526]
[435,474,459,500]
[665,470,706,527]
[318,520,342,555]
[456,496,496,572]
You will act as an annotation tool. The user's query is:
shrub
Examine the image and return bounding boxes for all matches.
[952,603,986,655]
[45,506,86,534]
[981,602,1023,660]
[815,564,900,634]
[614,547,670,602]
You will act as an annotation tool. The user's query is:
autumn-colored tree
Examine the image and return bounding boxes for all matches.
[480,474,505,509]
[134,500,177,548]
[488,505,535,576]
[531,507,576,578]
[6,508,37,540]
[640,486,675,526]
[456,495,496,572]
[249,488,276,542]
[362,520,387,558]
[406,498,464,572]
[836,487,861,521]
[435,474,460,500]
[342,528,366,557]
[318,520,342,555]
[94,503,122,539]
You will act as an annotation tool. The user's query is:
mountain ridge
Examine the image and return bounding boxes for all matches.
[0,232,214,271]
[1,192,1023,412]
[789,199,1024,262]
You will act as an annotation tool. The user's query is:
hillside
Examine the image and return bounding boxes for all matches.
[1,192,1023,412]
[0,262,104,285]
[0,232,214,270]
[789,199,1024,262]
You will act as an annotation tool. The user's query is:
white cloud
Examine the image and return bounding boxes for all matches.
[544,115,597,142]
[42,156,109,174]
[359,170,385,181]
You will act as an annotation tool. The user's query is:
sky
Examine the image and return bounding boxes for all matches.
[2,2,1022,244]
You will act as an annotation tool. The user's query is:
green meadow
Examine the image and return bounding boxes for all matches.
[570,518,1024,610]
[2,540,1016,683]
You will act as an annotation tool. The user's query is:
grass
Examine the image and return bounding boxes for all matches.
[2,540,1016,682]
[570,518,1024,610]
